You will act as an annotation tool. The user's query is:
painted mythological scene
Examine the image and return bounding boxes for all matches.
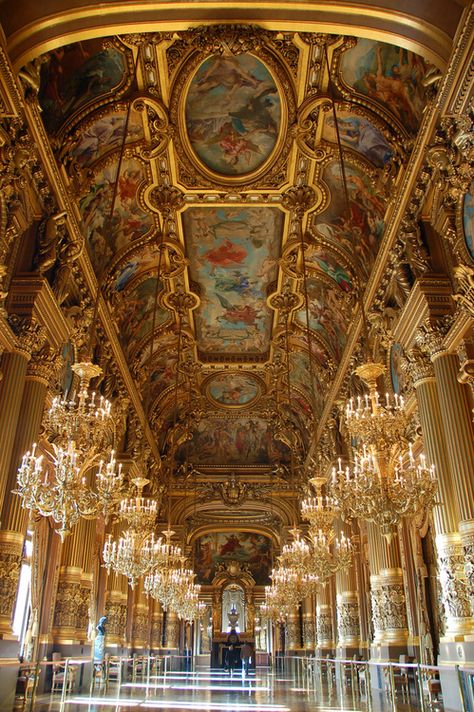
[207,372,260,407]
[194,532,272,584]
[185,54,281,176]
[81,157,152,273]
[178,417,291,465]
[112,276,169,355]
[322,110,393,168]
[183,207,283,356]
[340,39,429,132]
[463,183,474,260]
[312,160,385,276]
[39,39,128,133]
[71,108,144,167]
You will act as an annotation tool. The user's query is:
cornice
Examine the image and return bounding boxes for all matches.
[392,275,453,348]
[7,274,70,349]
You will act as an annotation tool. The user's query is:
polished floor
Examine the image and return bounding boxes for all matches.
[21,665,438,712]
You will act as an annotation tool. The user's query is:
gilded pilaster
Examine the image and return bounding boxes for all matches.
[0,351,28,511]
[150,600,163,651]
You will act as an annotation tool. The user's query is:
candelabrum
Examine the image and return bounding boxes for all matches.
[103,530,162,588]
[119,477,158,532]
[94,449,127,523]
[45,361,113,451]
[301,476,339,541]
[16,441,97,541]
[331,361,438,542]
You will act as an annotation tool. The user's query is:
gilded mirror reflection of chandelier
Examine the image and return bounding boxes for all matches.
[329,361,437,542]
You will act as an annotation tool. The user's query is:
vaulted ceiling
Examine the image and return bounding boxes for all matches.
[0,1,459,483]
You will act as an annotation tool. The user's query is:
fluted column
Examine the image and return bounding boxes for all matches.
[150,600,163,652]
[302,596,316,651]
[286,604,301,651]
[0,354,49,635]
[433,353,474,619]
[0,351,28,509]
[52,519,90,645]
[131,580,149,651]
[316,585,334,653]
[335,522,361,655]
[367,522,384,645]
[105,522,128,647]
[165,609,180,650]
[409,351,473,634]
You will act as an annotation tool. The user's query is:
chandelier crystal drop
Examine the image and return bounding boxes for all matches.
[94,449,127,523]
[330,361,437,542]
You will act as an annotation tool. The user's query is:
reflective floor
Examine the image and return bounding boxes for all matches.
[23,666,434,712]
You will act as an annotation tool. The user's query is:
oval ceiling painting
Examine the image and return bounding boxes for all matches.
[185,53,281,177]
[205,372,261,408]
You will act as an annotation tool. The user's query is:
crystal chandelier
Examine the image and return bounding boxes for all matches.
[46,361,113,450]
[94,449,126,523]
[16,441,97,541]
[301,475,339,540]
[119,477,158,532]
[103,529,162,588]
[329,361,437,542]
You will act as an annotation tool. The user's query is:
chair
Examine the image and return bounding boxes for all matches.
[386,655,412,701]
[51,654,77,694]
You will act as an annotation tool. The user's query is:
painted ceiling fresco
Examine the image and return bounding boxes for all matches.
[182,206,283,358]
[36,31,435,470]
[185,54,281,176]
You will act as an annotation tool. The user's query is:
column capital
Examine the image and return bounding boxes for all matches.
[404,347,435,387]
[416,316,453,361]
[8,314,47,360]
[26,343,62,385]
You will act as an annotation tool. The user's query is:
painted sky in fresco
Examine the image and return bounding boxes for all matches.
[463,183,474,261]
[185,53,281,176]
[71,108,144,167]
[183,206,283,357]
[322,110,393,168]
[207,372,260,407]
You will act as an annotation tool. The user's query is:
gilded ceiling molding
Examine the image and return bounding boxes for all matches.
[1,1,459,68]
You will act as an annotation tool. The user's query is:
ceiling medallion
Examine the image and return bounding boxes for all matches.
[203,371,262,409]
[170,29,295,185]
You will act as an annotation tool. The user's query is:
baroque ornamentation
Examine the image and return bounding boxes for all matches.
[0,548,22,619]
[317,611,333,644]
[53,580,89,632]
[437,544,471,622]
[378,583,408,630]
[8,315,47,358]
[337,600,360,642]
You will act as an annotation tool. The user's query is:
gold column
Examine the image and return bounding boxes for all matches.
[367,522,385,646]
[165,609,180,650]
[286,605,301,651]
[302,596,316,651]
[105,523,128,647]
[150,600,163,652]
[432,353,474,620]
[409,352,472,635]
[316,585,334,653]
[52,518,91,645]
[0,351,28,509]
[131,579,149,650]
[335,522,361,654]
[0,353,50,635]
